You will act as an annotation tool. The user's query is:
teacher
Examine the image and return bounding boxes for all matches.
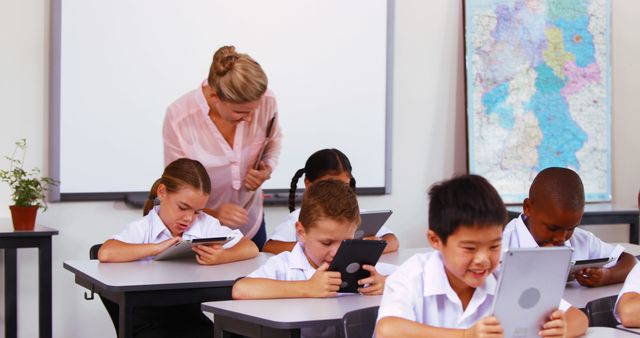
[163,45,282,250]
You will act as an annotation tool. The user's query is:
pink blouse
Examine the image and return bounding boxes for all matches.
[163,83,282,238]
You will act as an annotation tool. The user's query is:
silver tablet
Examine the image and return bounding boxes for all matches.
[567,257,613,281]
[153,236,233,261]
[354,210,392,239]
[492,247,573,338]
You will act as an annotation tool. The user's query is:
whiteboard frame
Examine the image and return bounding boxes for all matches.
[49,0,394,203]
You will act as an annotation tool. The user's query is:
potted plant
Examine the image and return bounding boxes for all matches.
[0,139,58,230]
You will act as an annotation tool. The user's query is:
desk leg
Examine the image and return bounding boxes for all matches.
[118,298,134,338]
[38,237,53,338]
[4,248,17,338]
[630,220,639,245]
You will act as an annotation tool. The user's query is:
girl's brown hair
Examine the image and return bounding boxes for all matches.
[298,179,360,231]
[143,158,211,215]
[208,45,268,103]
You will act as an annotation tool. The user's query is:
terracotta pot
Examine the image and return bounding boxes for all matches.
[9,205,39,231]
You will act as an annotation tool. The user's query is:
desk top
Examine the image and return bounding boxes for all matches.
[563,280,622,308]
[586,327,640,337]
[619,243,640,256]
[507,203,639,215]
[617,325,640,335]
[63,252,272,292]
[0,222,58,237]
[202,294,381,329]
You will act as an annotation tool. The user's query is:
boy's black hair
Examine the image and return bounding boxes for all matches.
[529,167,585,212]
[428,174,507,243]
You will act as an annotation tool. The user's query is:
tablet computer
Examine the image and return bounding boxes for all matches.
[567,257,613,280]
[354,210,393,239]
[327,239,386,293]
[492,247,573,338]
[153,236,234,261]
[570,257,613,274]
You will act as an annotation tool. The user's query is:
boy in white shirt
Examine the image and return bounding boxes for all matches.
[616,263,640,327]
[233,179,390,298]
[233,179,392,338]
[502,167,636,287]
[376,174,588,338]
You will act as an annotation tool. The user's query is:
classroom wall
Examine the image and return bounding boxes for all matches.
[0,1,638,337]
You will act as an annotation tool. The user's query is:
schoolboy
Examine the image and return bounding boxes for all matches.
[502,167,636,287]
[376,174,588,338]
[233,179,391,298]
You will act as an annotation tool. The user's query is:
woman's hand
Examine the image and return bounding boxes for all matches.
[214,203,249,228]
[245,161,272,191]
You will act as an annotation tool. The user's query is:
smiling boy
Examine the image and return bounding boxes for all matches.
[375,174,588,338]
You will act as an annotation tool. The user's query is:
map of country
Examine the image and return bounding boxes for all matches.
[466,0,611,202]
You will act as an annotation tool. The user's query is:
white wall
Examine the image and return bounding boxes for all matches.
[0,1,638,337]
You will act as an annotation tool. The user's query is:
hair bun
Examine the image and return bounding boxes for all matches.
[213,46,239,76]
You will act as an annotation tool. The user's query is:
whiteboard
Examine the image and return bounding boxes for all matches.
[50,0,392,200]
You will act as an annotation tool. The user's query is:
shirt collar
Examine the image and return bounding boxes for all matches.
[422,251,497,300]
[148,206,203,240]
[289,242,317,278]
[515,214,540,248]
[516,214,574,249]
[149,206,171,240]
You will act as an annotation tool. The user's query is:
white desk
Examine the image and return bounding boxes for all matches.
[64,253,272,338]
[202,295,381,338]
[619,243,640,256]
[584,327,639,337]
[617,326,640,335]
[563,281,622,309]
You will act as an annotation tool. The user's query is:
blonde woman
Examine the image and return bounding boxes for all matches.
[163,45,282,250]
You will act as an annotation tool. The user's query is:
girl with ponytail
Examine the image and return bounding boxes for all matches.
[262,149,399,255]
[98,158,258,264]
[97,158,258,338]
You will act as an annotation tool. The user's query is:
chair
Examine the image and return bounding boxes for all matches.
[89,244,120,336]
[342,306,379,338]
[585,295,619,327]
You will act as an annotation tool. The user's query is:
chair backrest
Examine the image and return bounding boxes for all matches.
[89,244,102,260]
[585,295,619,327]
[342,306,379,338]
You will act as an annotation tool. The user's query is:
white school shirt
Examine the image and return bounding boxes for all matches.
[615,263,640,322]
[248,243,396,338]
[376,251,570,330]
[248,242,397,279]
[112,206,243,259]
[502,214,625,266]
[268,208,394,242]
